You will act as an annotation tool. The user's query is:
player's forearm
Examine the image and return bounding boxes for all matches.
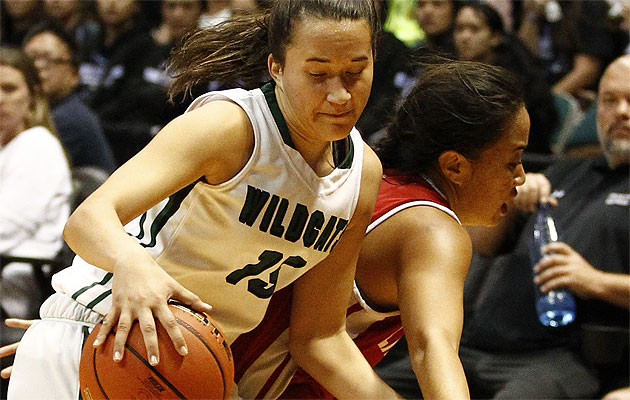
[409,335,470,400]
[290,331,401,399]
[63,198,150,272]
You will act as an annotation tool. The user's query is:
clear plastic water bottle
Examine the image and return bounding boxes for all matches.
[531,203,576,327]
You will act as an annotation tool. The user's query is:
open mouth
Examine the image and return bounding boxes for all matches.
[500,203,509,215]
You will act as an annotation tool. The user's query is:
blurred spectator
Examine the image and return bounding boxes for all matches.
[606,0,630,55]
[517,0,629,103]
[460,55,630,399]
[0,0,43,47]
[23,25,116,173]
[198,0,232,28]
[130,0,205,125]
[356,0,413,142]
[41,0,101,63]
[454,1,558,154]
[79,0,160,166]
[413,0,459,58]
[0,46,72,317]
[484,0,516,31]
[391,0,461,102]
[152,0,204,47]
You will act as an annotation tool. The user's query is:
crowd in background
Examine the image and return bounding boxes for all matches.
[1,0,628,399]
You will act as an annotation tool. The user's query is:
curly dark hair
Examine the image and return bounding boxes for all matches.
[375,59,524,176]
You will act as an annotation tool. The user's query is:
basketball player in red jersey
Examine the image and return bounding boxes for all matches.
[227,60,531,400]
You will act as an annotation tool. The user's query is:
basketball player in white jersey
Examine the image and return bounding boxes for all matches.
[225,61,532,400]
[5,1,402,399]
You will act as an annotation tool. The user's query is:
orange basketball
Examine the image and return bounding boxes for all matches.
[79,302,234,400]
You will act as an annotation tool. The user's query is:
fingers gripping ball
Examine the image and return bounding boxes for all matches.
[79,302,234,400]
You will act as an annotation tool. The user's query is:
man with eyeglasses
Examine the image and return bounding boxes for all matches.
[23,25,116,174]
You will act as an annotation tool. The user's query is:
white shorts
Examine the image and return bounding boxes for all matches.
[7,292,103,400]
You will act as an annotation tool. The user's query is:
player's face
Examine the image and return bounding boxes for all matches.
[458,105,530,226]
[597,59,630,168]
[271,17,373,144]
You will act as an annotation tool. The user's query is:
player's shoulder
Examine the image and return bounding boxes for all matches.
[355,143,383,215]
[392,204,467,247]
[170,100,253,152]
[360,142,383,187]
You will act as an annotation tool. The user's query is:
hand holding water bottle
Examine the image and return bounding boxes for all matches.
[534,241,605,301]
[514,173,557,212]
[530,203,576,327]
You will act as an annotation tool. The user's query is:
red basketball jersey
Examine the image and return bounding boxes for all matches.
[279,170,460,399]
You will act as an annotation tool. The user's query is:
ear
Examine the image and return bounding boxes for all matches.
[268,54,283,88]
[438,150,472,186]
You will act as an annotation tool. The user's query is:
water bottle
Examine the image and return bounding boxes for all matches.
[531,203,576,327]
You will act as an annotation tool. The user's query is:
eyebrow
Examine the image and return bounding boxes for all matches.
[305,56,369,63]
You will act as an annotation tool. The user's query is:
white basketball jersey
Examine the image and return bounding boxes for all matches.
[52,83,365,346]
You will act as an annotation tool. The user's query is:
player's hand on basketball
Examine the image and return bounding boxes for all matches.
[94,258,211,366]
[514,173,557,212]
[0,318,37,378]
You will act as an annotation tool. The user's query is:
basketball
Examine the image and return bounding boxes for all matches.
[79,302,234,400]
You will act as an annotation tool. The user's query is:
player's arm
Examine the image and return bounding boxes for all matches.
[390,207,471,400]
[288,145,400,399]
[63,100,254,364]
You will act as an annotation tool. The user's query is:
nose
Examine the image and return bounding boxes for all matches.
[514,163,526,186]
[458,29,471,41]
[327,77,351,105]
[32,58,47,71]
[616,98,630,117]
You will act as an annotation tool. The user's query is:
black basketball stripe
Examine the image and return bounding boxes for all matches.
[176,318,228,399]
[91,347,110,400]
[91,326,187,400]
[88,321,227,400]
[123,343,188,399]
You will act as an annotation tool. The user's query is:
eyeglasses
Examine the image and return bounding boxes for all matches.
[28,54,72,67]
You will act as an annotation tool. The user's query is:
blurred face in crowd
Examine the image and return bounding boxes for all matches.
[597,55,630,168]
[43,0,82,23]
[161,0,203,39]
[4,0,39,18]
[24,32,79,103]
[0,65,31,145]
[454,7,501,64]
[416,0,454,36]
[97,0,138,27]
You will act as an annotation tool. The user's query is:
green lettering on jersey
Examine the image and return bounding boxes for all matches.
[239,185,270,226]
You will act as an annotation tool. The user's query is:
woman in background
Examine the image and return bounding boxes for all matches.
[454,1,557,155]
[0,46,71,338]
